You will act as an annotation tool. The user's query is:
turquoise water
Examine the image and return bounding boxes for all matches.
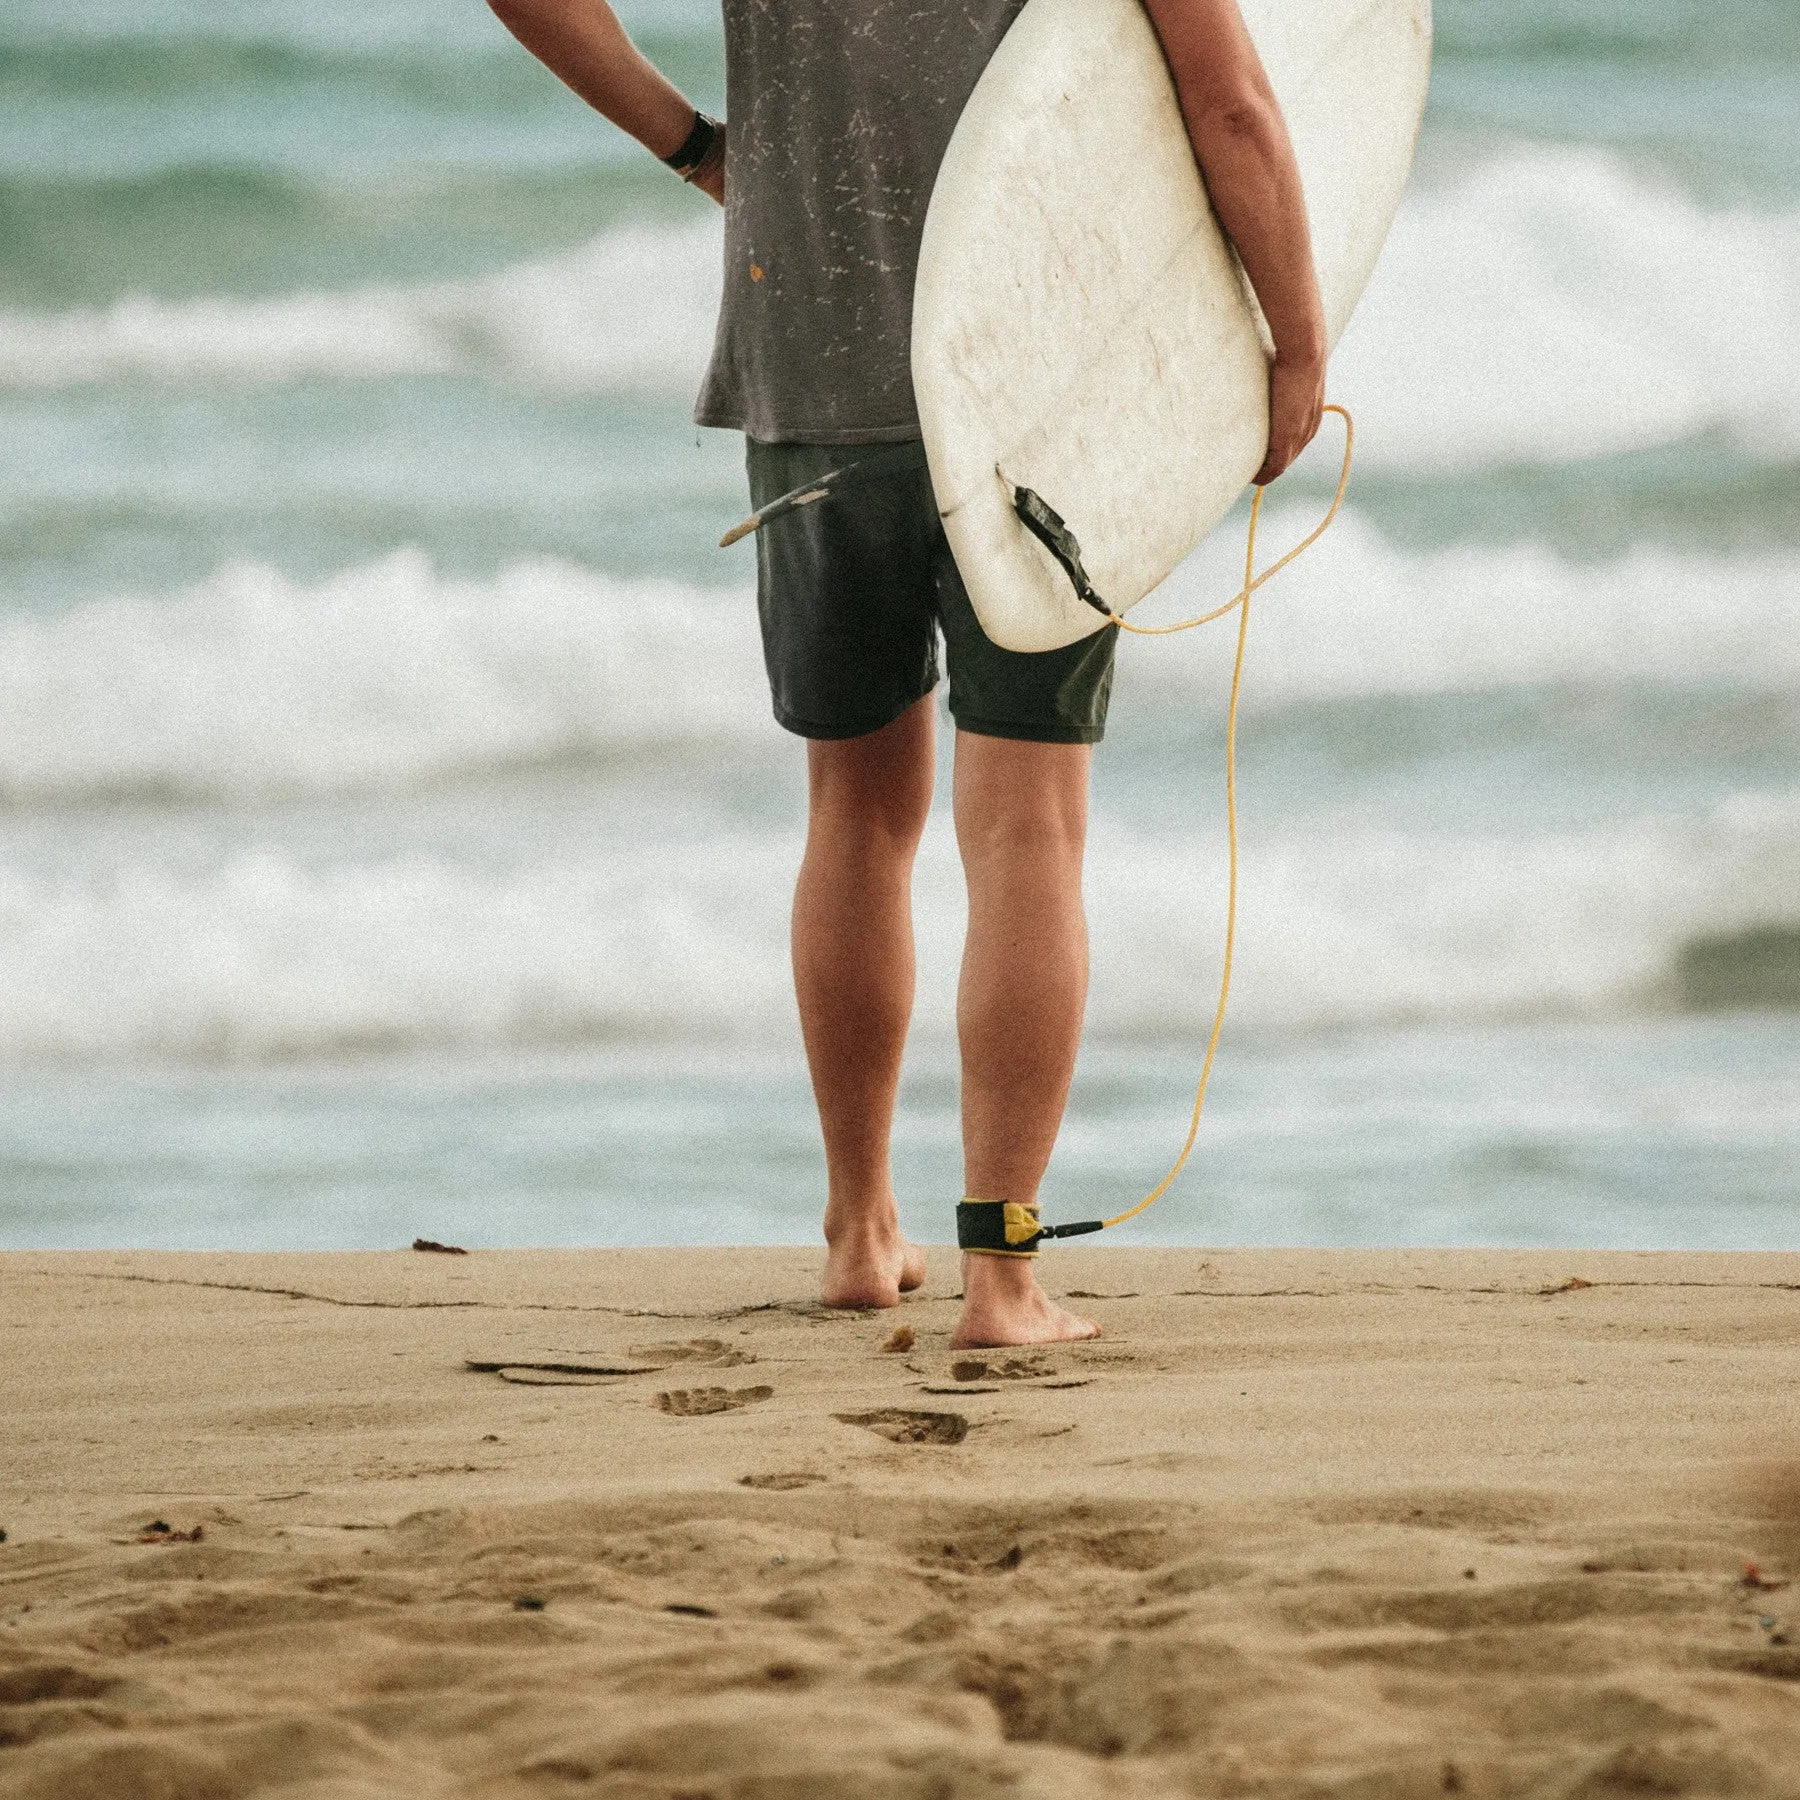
[1,0,1796,1250]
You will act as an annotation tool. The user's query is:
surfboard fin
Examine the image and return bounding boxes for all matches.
[719,443,925,547]
[1008,482,1117,621]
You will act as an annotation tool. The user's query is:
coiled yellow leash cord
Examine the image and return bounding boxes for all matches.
[1097,402,1353,1230]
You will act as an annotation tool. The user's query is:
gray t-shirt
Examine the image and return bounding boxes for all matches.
[694,0,1026,445]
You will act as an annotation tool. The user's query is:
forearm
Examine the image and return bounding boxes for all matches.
[1139,0,1324,368]
[487,0,697,162]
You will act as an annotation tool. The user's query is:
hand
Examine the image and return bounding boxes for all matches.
[1254,350,1324,486]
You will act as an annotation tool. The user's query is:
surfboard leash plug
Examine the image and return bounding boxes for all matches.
[1007,482,1118,621]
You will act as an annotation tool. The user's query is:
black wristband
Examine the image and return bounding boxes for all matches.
[662,110,721,179]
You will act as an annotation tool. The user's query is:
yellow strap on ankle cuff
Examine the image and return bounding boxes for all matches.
[1004,1202,1041,1246]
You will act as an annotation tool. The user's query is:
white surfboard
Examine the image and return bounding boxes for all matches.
[912,0,1431,653]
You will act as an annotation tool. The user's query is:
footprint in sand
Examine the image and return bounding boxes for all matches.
[466,1339,757,1385]
[466,1358,649,1381]
[654,1385,774,1417]
[835,1409,968,1445]
[633,1338,759,1369]
[950,1356,1053,1382]
[492,1369,626,1387]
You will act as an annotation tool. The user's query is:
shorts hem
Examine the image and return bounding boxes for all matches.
[773,686,937,741]
[949,712,1105,746]
[703,415,925,447]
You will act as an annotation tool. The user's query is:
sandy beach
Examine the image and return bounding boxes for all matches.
[1,1247,1797,1796]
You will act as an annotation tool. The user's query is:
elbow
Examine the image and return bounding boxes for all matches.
[1194,92,1282,152]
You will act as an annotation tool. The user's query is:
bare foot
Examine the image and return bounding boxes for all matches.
[950,1253,1101,1348]
[821,1218,927,1310]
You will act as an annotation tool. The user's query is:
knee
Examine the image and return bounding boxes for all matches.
[806,703,935,853]
[956,794,1085,877]
[810,776,932,857]
[955,733,1088,851]
[807,755,932,859]
[955,749,1088,876]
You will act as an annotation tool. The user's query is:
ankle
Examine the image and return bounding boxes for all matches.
[823,1197,902,1248]
[959,1251,1042,1299]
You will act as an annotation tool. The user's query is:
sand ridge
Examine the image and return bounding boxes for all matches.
[2,1247,1799,1796]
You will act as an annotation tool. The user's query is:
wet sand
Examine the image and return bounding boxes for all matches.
[3,1246,1799,1797]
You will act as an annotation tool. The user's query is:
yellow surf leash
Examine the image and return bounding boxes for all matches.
[724,405,1357,1254]
[960,404,1353,1255]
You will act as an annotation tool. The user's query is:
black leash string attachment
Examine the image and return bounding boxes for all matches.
[1008,480,1118,620]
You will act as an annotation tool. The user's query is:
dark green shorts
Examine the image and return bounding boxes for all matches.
[746,438,1116,744]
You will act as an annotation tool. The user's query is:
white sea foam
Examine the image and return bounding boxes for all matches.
[1083,790,1800,1038]
[1331,144,1800,469]
[0,221,722,391]
[1132,501,1800,707]
[3,788,1796,1065]
[0,838,799,1066]
[2,145,1796,471]
[0,551,771,803]
[1,518,1793,805]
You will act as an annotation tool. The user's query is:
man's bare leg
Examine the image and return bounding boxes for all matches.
[794,696,934,1308]
[950,731,1101,1348]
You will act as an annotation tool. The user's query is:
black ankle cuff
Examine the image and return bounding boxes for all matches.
[956,1199,1042,1254]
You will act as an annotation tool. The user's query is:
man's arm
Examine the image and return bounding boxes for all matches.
[1139,0,1325,484]
[486,0,724,202]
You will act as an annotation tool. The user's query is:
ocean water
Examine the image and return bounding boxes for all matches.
[2,0,1797,1252]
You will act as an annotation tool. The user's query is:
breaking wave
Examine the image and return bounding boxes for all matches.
[3,146,1798,474]
[1,514,1794,804]
[3,790,1797,1065]
[0,221,722,392]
